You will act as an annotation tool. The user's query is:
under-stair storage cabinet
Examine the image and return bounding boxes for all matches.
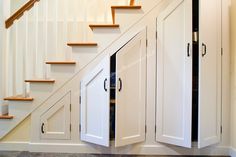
[40,92,71,140]
[156,0,222,148]
[80,30,147,147]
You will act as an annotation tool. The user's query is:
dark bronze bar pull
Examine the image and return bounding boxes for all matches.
[104,78,108,92]
[118,78,122,92]
[41,123,45,134]
[202,43,207,57]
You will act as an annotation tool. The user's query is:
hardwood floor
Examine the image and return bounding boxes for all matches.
[0,152,230,157]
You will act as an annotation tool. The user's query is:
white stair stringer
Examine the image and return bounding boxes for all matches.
[0,0,173,140]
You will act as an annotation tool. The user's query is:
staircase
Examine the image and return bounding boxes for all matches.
[0,0,170,139]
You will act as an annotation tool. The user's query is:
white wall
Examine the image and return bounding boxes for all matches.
[231,0,236,151]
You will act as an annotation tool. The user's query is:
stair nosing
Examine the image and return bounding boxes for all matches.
[25,79,55,83]
[111,5,142,9]
[67,42,98,46]
[46,61,76,65]
[89,24,120,30]
[0,115,14,119]
[4,96,34,101]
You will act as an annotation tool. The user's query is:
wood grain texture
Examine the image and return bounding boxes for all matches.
[0,115,14,119]
[25,79,55,83]
[5,0,40,29]
[89,24,119,30]
[46,61,76,65]
[67,43,98,46]
[4,96,34,101]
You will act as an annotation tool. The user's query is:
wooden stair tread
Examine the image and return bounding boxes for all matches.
[25,79,55,83]
[111,6,142,9]
[0,115,14,119]
[110,99,116,104]
[89,24,119,30]
[46,61,76,65]
[67,42,98,46]
[4,96,34,101]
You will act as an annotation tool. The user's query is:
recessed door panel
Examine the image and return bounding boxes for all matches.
[115,29,146,147]
[80,56,110,147]
[156,0,192,148]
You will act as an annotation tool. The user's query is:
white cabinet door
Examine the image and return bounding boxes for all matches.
[156,0,192,148]
[81,56,110,147]
[115,29,146,147]
[40,92,71,140]
[198,0,222,148]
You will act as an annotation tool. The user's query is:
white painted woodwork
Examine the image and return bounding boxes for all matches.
[198,0,222,148]
[115,29,146,147]
[80,56,110,147]
[40,92,71,140]
[156,0,192,148]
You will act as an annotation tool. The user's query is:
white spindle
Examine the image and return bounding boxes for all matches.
[23,12,29,97]
[13,22,18,96]
[44,0,48,79]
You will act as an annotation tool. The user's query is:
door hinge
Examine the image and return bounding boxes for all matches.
[221,48,223,56]
[145,125,147,133]
[146,39,148,47]
[79,124,81,132]
[220,126,223,134]
[79,96,81,104]
[155,125,157,133]
[70,104,72,112]
[70,124,72,132]
[156,31,158,39]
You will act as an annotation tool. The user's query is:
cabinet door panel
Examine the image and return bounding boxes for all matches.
[156,0,192,148]
[81,56,110,147]
[40,92,71,140]
[115,29,146,147]
[198,0,222,148]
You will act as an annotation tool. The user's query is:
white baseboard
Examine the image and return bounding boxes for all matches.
[230,147,236,157]
[0,142,231,156]
[0,142,29,151]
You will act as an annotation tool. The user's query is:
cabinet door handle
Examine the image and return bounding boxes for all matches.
[41,123,45,134]
[104,78,108,92]
[187,43,190,57]
[118,78,122,92]
[202,43,207,57]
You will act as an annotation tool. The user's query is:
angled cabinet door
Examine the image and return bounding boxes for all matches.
[115,29,146,147]
[156,0,192,148]
[40,92,71,140]
[198,0,222,149]
[80,56,110,147]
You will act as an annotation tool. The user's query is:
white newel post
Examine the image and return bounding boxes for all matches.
[0,1,10,115]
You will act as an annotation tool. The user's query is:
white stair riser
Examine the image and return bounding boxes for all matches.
[0,102,8,115]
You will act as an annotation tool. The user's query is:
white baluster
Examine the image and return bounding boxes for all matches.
[43,0,48,79]
[23,12,29,97]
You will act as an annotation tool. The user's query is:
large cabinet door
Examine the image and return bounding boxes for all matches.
[115,30,146,147]
[80,56,110,147]
[198,0,222,148]
[40,92,71,140]
[156,0,192,148]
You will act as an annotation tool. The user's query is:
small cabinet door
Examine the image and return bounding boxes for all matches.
[115,29,146,147]
[80,56,110,147]
[156,0,192,148]
[40,92,71,140]
[198,0,222,148]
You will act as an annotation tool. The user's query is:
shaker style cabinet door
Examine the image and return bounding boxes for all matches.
[198,0,222,149]
[80,56,110,147]
[115,29,147,147]
[40,92,71,140]
[156,0,193,148]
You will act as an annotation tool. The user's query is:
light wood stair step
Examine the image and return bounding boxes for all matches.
[46,61,76,65]
[0,115,14,119]
[110,99,116,104]
[25,79,55,83]
[67,42,98,47]
[4,96,34,101]
[111,6,141,9]
[89,24,119,30]
[111,5,141,24]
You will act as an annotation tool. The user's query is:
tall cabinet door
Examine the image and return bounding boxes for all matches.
[115,29,146,147]
[198,0,222,148]
[156,0,192,148]
[80,56,110,147]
